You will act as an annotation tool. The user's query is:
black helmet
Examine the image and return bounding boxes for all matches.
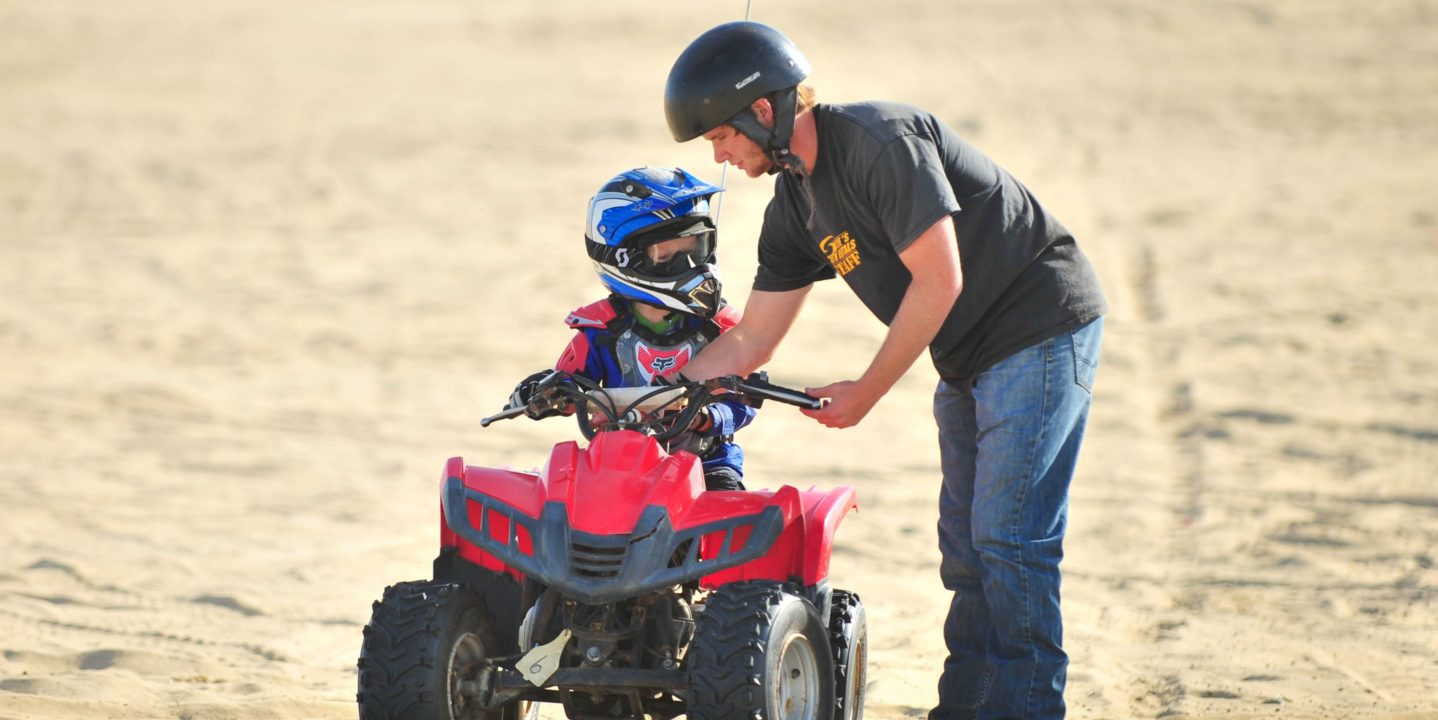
[665,21,811,174]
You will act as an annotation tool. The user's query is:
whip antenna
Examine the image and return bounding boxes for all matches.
[711,0,755,226]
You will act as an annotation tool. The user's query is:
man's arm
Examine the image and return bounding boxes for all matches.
[682,285,812,381]
[803,215,963,428]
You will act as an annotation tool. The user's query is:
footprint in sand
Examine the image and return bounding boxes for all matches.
[190,594,264,617]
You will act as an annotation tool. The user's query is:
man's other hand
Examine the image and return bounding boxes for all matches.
[801,379,881,429]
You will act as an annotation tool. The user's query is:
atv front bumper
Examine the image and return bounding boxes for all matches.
[442,476,784,604]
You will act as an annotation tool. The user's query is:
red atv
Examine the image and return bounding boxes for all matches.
[357,373,866,720]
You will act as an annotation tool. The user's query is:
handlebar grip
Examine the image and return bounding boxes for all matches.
[732,378,822,410]
[768,388,823,410]
[480,406,528,427]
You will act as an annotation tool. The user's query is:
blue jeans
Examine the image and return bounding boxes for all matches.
[930,317,1102,720]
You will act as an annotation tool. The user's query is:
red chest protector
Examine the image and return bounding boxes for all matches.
[555,297,740,385]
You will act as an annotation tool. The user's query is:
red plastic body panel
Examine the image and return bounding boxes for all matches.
[542,431,706,536]
[438,456,544,583]
[440,430,858,589]
[798,486,858,585]
[696,485,804,587]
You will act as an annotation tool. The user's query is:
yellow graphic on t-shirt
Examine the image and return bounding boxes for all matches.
[819,231,862,276]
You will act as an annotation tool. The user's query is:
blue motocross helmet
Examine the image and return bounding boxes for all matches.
[585,166,724,317]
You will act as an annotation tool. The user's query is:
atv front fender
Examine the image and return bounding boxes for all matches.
[438,456,544,583]
[696,484,857,588]
[798,486,858,586]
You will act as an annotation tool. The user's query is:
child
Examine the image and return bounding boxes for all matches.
[509,166,755,491]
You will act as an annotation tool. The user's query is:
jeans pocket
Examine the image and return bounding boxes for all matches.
[1070,320,1102,393]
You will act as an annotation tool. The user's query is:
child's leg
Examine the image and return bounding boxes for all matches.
[702,466,745,492]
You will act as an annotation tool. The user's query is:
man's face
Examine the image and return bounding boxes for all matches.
[702,125,771,178]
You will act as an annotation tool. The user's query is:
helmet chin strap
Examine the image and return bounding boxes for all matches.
[728,87,806,178]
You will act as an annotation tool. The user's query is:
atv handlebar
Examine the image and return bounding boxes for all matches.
[587,385,689,413]
[712,374,823,411]
[479,385,686,428]
[479,373,821,439]
[479,405,528,427]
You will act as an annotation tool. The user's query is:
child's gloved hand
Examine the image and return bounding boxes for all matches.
[510,370,566,420]
[688,406,714,434]
[508,370,551,407]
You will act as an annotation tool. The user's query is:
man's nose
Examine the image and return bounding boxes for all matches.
[710,141,727,164]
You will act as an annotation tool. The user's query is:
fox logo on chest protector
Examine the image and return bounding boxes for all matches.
[636,344,691,383]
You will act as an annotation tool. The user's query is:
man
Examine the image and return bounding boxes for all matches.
[664,21,1106,720]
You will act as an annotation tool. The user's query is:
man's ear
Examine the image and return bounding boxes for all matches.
[750,97,774,129]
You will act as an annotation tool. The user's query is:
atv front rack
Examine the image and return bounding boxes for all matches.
[442,477,785,605]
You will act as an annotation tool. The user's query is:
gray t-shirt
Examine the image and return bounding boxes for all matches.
[754,101,1107,384]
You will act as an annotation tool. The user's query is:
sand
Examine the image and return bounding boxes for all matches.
[2,1,1436,718]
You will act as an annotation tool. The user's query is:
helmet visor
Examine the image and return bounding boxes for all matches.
[631,226,715,277]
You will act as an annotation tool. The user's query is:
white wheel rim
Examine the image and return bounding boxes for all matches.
[844,631,867,719]
[773,632,821,719]
[448,631,485,718]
